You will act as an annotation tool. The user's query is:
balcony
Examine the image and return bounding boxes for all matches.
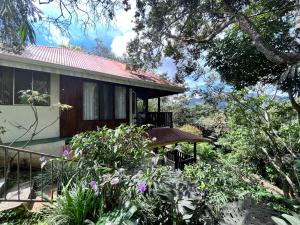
[136,112,173,128]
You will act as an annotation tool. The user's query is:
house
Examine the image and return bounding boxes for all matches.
[0,46,186,155]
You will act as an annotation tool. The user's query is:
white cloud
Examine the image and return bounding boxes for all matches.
[111,31,135,57]
[46,24,70,46]
[110,0,136,57]
[112,0,135,33]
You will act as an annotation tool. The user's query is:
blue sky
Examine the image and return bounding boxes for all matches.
[34,1,285,99]
[34,1,213,95]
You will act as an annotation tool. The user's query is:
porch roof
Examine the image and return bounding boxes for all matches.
[0,46,185,94]
[147,128,210,147]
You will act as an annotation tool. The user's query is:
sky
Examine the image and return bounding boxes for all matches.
[33,0,218,97]
[33,1,286,100]
[34,2,180,80]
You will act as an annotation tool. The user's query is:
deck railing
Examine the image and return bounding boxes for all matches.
[165,149,195,170]
[0,145,64,203]
[144,112,173,128]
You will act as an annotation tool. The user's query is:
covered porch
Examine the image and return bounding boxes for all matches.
[147,127,210,170]
[132,87,177,128]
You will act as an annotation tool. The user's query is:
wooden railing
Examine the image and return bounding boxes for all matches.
[144,112,173,128]
[165,149,195,170]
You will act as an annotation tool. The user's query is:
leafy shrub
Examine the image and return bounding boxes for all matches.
[47,183,103,225]
[71,124,151,175]
[180,142,218,161]
[124,166,210,224]
[198,143,218,161]
[91,201,139,225]
[272,213,300,225]
[183,160,264,211]
[45,125,214,224]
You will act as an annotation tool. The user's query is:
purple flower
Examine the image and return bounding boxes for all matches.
[63,149,70,157]
[137,183,147,193]
[111,177,119,185]
[90,180,97,190]
[39,155,45,162]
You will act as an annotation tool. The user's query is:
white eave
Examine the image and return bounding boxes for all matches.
[0,53,185,94]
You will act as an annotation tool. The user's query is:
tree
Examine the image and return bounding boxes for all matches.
[219,88,300,201]
[89,38,118,60]
[127,0,300,118]
[0,0,131,51]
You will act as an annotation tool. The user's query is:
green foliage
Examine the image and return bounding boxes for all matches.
[127,0,297,84]
[0,207,45,225]
[272,213,300,225]
[219,89,300,197]
[92,201,139,225]
[128,166,208,224]
[183,160,263,211]
[198,143,218,161]
[206,19,288,89]
[0,0,40,50]
[47,183,103,225]
[71,124,151,175]
[33,163,76,191]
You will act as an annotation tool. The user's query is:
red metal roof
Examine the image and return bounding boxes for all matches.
[147,128,210,147]
[0,46,182,91]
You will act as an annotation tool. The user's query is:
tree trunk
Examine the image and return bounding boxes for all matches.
[287,85,300,124]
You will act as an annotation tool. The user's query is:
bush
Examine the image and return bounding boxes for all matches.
[183,160,264,212]
[124,166,210,224]
[44,125,214,224]
[47,183,103,225]
[71,124,151,174]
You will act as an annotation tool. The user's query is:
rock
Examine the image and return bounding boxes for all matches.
[0,182,31,211]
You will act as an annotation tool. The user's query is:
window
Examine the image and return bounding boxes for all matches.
[14,68,50,105]
[0,66,13,105]
[83,82,99,120]
[33,71,50,105]
[99,84,114,119]
[14,69,32,104]
[115,86,127,119]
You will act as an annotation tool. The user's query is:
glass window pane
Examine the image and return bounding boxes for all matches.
[14,68,32,104]
[33,71,50,106]
[115,86,127,119]
[83,82,99,120]
[0,66,13,105]
[99,84,114,120]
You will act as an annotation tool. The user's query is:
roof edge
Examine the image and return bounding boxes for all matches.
[0,53,185,94]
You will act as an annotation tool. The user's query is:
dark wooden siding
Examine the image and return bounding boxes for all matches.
[60,75,128,137]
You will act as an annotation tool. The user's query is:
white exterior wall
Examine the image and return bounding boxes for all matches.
[0,73,60,143]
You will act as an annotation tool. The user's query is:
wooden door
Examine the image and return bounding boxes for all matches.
[60,75,82,137]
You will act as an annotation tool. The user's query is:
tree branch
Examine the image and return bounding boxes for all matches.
[224,1,300,65]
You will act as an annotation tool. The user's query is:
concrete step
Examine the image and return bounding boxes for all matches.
[0,182,31,211]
